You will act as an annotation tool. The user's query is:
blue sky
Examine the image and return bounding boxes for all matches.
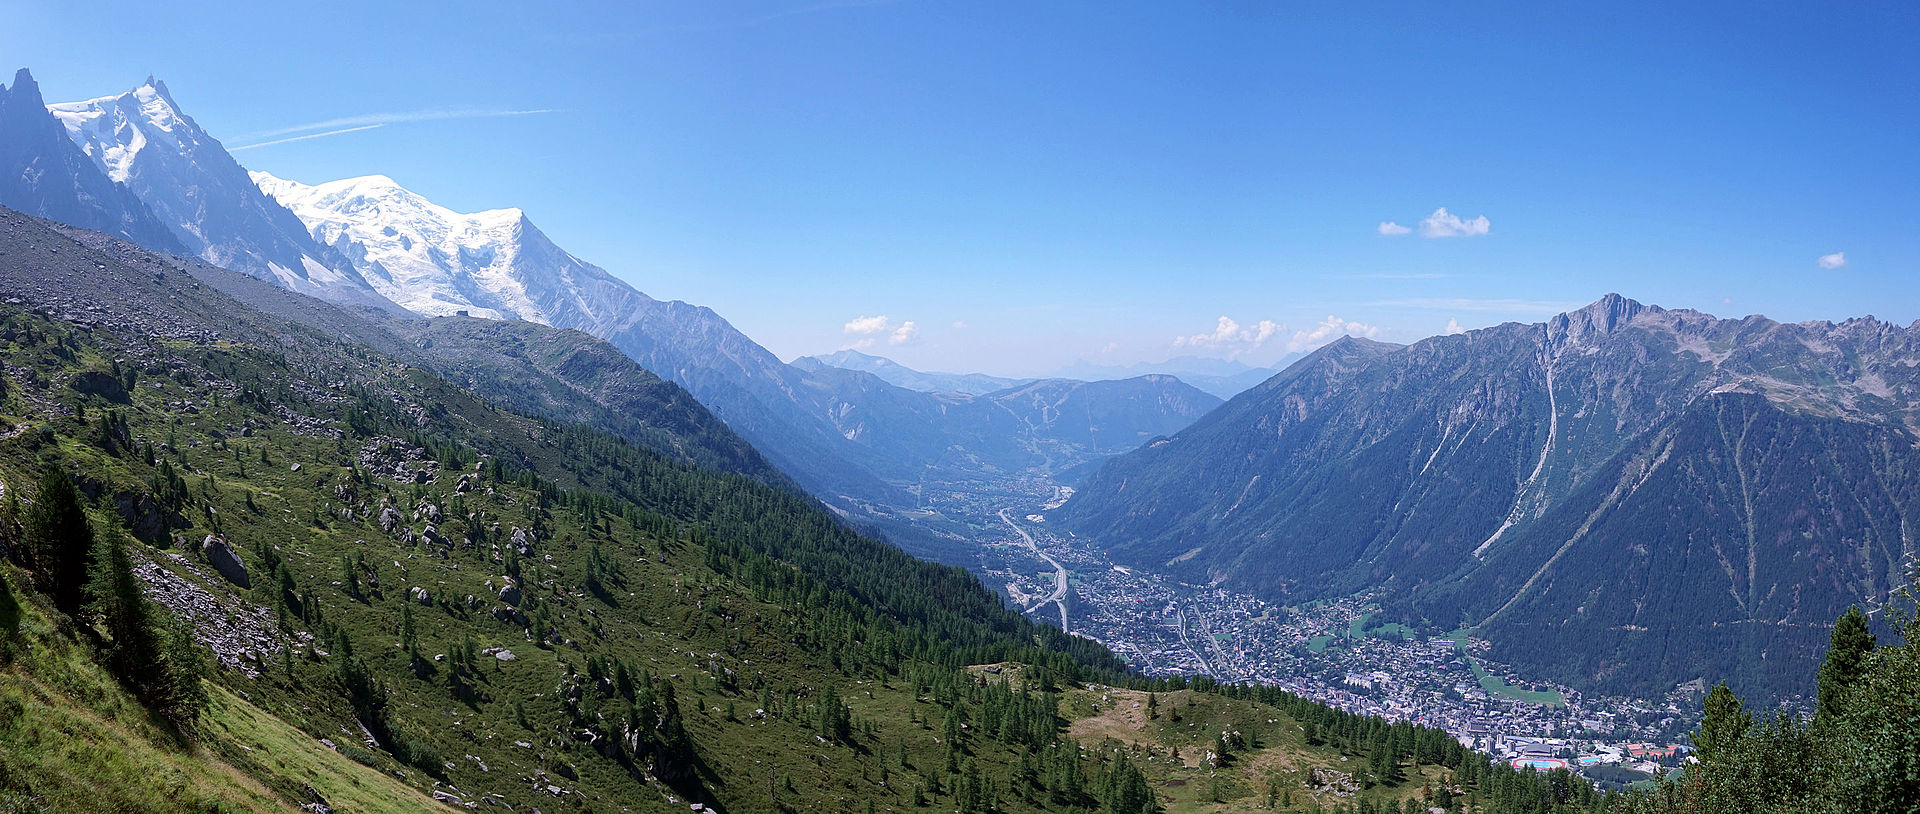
[5,1,1916,376]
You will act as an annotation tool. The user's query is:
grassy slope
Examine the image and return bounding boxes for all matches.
[0,571,433,813]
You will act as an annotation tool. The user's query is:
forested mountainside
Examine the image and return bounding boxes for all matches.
[0,208,1626,814]
[1060,295,1920,701]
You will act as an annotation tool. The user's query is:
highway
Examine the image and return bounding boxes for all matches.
[1000,509,1069,633]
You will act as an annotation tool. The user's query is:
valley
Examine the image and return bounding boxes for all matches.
[965,475,1702,785]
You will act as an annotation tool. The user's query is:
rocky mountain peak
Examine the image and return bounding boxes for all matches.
[7,68,42,105]
[1547,293,1656,347]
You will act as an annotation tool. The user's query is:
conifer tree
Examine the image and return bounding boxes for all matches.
[86,529,158,684]
[1815,605,1875,720]
[25,466,93,616]
[1691,681,1751,766]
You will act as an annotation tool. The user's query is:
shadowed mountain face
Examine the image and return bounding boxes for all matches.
[1059,295,1920,699]
[0,69,183,254]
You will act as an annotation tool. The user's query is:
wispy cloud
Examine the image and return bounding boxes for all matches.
[233,107,557,148]
[1418,207,1491,238]
[1377,221,1412,236]
[231,124,384,152]
[1372,297,1582,314]
[1817,251,1846,270]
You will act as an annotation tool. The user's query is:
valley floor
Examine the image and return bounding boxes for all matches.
[950,476,1700,790]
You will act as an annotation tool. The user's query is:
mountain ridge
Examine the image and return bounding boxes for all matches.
[1058,294,1920,700]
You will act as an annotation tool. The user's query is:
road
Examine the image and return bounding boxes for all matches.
[1172,605,1216,677]
[1000,509,1069,633]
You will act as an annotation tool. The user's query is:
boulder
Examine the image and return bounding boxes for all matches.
[201,535,250,588]
[377,504,401,533]
[70,369,129,403]
[498,579,522,607]
[409,586,431,606]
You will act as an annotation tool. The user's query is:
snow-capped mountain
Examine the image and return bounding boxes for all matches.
[0,69,182,252]
[253,172,629,323]
[47,78,397,312]
[250,169,888,503]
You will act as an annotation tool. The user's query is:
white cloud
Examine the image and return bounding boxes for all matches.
[951,320,969,329]
[889,321,918,345]
[1445,317,1465,335]
[1173,316,1285,353]
[1287,315,1380,352]
[1378,221,1412,236]
[1418,207,1491,238]
[1818,251,1846,270]
[841,338,876,350]
[843,315,893,335]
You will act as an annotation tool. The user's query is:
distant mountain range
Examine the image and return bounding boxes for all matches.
[795,348,1283,401]
[794,348,1031,395]
[1051,355,1286,399]
[0,68,1220,561]
[1058,294,1920,700]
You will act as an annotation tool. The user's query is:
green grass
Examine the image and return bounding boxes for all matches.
[1058,683,1448,813]
[1448,631,1566,706]
[0,576,290,813]
[1346,611,1415,640]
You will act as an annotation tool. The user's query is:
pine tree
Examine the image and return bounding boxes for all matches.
[1691,681,1751,766]
[1815,605,1875,720]
[158,611,208,725]
[24,466,93,616]
[86,530,158,684]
